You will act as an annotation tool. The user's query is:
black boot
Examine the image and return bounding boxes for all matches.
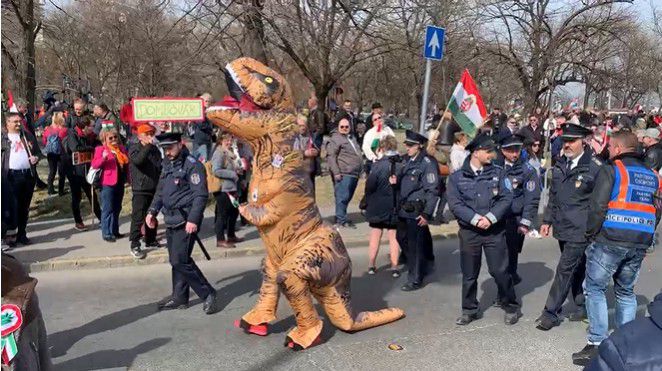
[572,344,598,366]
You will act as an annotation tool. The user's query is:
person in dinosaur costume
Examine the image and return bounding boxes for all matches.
[207,57,405,350]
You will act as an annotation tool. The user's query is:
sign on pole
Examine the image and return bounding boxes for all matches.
[420,25,445,134]
[132,98,204,122]
[423,26,445,60]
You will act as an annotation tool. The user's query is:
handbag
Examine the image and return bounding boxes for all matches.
[86,167,102,186]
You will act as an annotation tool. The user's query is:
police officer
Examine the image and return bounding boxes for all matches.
[146,133,217,314]
[447,133,521,325]
[495,133,541,285]
[536,123,601,330]
[395,130,440,291]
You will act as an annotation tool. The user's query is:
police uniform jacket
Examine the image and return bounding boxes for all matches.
[586,153,662,250]
[542,149,602,243]
[495,155,541,228]
[397,151,440,220]
[149,147,208,227]
[447,157,513,231]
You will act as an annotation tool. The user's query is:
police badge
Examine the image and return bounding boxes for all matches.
[512,178,519,189]
[190,173,201,185]
[492,187,499,196]
[575,175,583,188]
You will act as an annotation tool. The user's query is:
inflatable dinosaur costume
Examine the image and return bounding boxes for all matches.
[207,57,405,350]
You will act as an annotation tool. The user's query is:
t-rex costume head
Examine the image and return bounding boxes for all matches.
[207,58,404,350]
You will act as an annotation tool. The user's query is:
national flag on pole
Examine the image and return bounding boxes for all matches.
[6,90,18,113]
[447,69,487,137]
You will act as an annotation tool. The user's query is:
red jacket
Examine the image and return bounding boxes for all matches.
[91,145,128,186]
[42,125,68,146]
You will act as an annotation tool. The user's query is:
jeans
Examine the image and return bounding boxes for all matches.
[333,175,358,224]
[584,242,646,345]
[100,184,125,238]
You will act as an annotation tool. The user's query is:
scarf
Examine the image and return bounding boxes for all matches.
[107,144,128,168]
[370,121,383,153]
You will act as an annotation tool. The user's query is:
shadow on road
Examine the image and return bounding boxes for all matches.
[53,337,171,371]
[477,261,554,313]
[48,302,161,358]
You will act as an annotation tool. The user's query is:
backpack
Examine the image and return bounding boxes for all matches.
[205,145,224,193]
[44,134,62,155]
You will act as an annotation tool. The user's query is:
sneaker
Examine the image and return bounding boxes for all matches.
[74,223,88,231]
[527,229,542,239]
[130,247,146,260]
[390,269,401,278]
[342,221,357,229]
[572,344,598,366]
[103,236,116,243]
[367,267,376,275]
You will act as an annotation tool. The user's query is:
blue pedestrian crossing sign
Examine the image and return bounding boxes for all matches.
[424,26,445,60]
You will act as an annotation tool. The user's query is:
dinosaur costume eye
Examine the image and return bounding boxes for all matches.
[265,77,273,84]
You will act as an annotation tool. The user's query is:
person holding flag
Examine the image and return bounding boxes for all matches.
[362,113,395,174]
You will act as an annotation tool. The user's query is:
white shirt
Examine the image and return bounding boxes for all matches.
[450,144,469,173]
[567,151,584,170]
[7,133,31,170]
[470,163,483,176]
[362,125,395,161]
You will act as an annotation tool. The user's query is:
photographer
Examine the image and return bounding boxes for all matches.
[364,135,402,277]
[394,130,440,291]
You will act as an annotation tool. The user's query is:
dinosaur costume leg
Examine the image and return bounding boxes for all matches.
[238,256,280,334]
[277,270,324,349]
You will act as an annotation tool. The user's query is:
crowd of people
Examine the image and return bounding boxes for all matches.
[2,91,662,368]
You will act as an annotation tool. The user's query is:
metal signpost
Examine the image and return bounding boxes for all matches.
[419,25,445,134]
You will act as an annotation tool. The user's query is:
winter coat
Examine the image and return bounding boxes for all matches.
[128,137,162,193]
[364,152,401,225]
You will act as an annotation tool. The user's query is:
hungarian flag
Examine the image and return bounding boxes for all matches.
[447,69,487,137]
[6,90,17,113]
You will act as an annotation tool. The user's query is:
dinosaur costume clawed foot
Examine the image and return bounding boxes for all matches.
[207,57,405,350]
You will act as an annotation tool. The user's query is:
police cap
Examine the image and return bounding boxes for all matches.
[498,132,525,149]
[404,129,428,145]
[560,123,592,140]
[156,132,182,146]
[466,132,497,152]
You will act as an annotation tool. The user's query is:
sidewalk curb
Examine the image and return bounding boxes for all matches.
[25,231,459,272]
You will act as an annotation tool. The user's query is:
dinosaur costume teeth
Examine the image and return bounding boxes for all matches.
[207,57,405,350]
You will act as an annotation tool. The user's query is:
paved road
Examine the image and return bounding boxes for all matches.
[35,236,661,371]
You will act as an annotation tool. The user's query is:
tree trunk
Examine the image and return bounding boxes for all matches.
[241,0,268,65]
[17,0,37,119]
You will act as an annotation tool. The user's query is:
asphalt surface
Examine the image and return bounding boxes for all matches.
[35,236,661,371]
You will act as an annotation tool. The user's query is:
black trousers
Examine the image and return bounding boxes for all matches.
[68,173,100,224]
[7,170,35,239]
[504,217,525,280]
[214,192,238,241]
[130,192,157,248]
[166,226,214,303]
[541,240,587,320]
[46,153,65,194]
[459,227,519,314]
[396,217,434,285]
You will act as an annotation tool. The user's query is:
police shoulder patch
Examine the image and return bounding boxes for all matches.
[592,157,602,166]
[190,173,201,185]
[187,156,197,163]
[526,180,536,191]
[424,157,431,163]
[427,172,436,184]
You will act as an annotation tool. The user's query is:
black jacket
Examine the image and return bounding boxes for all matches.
[62,128,98,177]
[494,155,541,228]
[447,157,513,232]
[586,293,662,371]
[1,128,43,178]
[543,149,602,243]
[644,141,662,172]
[397,151,440,220]
[192,118,214,146]
[364,152,402,225]
[128,137,162,193]
[149,147,208,227]
[586,153,661,249]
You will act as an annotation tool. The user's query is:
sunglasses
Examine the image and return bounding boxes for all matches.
[339,126,350,129]
[532,143,540,147]
[107,136,118,140]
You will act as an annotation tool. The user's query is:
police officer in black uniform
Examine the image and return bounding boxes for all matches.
[495,132,541,285]
[447,133,521,325]
[536,123,601,330]
[146,133,217,314]
[396,130,440,292]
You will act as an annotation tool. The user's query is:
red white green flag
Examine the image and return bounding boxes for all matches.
[447,69,487,137]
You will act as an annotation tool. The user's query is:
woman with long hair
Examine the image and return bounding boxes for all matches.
[42,111,68,195]
[91,128,129,242]
[211,133,243,248]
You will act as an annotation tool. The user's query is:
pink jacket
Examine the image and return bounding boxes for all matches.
[91,145,128,186]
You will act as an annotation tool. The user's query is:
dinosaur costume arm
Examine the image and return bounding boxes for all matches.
[240,198,285,227]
